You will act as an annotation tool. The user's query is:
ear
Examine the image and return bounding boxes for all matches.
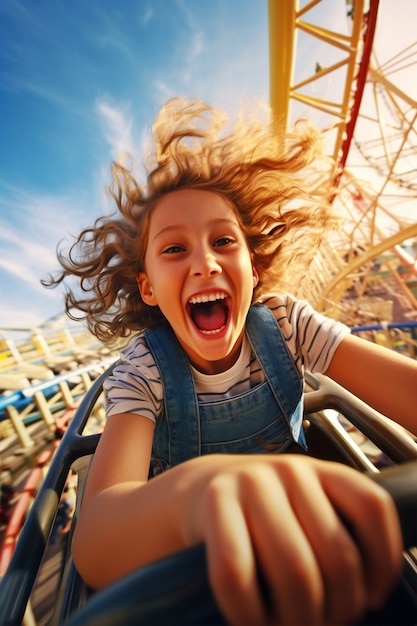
[136,273,158,306]
[252,265,259,289]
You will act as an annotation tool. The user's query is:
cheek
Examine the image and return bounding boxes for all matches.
[149,262,180,296]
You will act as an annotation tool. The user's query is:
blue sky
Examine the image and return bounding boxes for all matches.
[0,0,271,330]
[0,0,416,331]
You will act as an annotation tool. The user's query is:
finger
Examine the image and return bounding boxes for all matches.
[288,467,368,624]
[202,472,269,626]
[242,465,325,625]
[320,468,403,610]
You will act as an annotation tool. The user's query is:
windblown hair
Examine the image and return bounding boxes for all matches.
[44,97,339,343]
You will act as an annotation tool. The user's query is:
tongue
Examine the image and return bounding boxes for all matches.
[193,301,226,331]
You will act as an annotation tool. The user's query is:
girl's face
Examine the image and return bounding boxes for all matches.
[137,188,258,374]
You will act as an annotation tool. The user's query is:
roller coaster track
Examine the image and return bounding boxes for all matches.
[268,0,417,326]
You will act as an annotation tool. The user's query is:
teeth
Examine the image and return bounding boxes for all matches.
[200,325,226,335]
[189,292,226,305]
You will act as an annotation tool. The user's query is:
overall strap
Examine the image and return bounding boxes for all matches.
[144,324,201,465]
[245,304,305,445]
[145,303,305,467]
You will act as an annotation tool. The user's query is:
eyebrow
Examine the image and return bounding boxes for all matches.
[151,218,240,242]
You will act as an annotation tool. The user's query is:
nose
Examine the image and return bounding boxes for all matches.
[190,246,222,277]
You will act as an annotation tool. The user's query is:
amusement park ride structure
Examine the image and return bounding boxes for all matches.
[269,0,417,327]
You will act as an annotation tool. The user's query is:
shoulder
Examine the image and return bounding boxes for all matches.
[256,293,350,373]
[104,333,162,404]
[258,293,348,334]
[109,333,161,383]
[119,332,156,365]
[257,293,312,336]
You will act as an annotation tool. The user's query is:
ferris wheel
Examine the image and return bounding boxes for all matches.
[268,0,417,327]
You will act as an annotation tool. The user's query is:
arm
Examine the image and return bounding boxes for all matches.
[326,333,417,435]
[72,411,402,625]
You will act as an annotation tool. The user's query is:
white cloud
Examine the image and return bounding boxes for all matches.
[0,181,100,329]
[0,305,50,331]
[148,5,268,114]
[0,251,55,295]
[139,5,153,29]
[2,70,86,118]
[96,99,137,160]
[154,79,175,100]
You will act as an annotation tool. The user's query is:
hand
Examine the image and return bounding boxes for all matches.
[185,455,402,625]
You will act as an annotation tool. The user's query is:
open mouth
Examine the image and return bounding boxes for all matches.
[188,292,230,335]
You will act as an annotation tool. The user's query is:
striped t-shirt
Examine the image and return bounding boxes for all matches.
[104,293,350,423]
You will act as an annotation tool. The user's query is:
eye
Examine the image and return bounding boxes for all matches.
[214,236,234,248]
[162,244,185,254]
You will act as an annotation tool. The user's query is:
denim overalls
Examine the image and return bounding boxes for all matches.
[144,303,307,474]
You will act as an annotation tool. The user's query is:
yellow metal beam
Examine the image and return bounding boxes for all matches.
[268,0,367,162]
[268,0,297,131]
[318,222,417,309]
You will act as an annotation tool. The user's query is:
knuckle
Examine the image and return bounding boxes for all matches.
[367,484,395,517]
[337,539,362,574]
[215,554,242,590]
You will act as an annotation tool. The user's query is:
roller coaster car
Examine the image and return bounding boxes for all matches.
[0,366,416,626]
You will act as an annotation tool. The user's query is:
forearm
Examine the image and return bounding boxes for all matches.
[326,334,417,435]
[72,454,237,589]
[72,452,402,625]
[73,484,176,588]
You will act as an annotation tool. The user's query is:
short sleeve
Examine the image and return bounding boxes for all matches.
[262,293,350,374]
[103,335,163,423]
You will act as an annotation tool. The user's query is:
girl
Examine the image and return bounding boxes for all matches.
[45,98,416,625]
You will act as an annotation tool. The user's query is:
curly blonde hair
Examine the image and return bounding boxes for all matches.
[44,97,339,343]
